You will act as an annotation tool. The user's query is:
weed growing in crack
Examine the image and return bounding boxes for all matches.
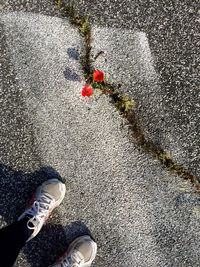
[193,207,200,217]
[79,18,90,35]
[55,0,90,36]
[55,0,62,9]
[117,94,135,112]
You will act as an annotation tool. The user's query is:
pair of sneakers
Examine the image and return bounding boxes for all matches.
[18,179,97,267]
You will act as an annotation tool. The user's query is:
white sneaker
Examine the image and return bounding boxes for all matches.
[50,235,97,267]
[18,179,66,241]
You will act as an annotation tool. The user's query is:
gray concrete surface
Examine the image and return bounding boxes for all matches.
[91,26,200,177]
[0,11,200,267]
[0,0,57,16]
[72,0,200,177]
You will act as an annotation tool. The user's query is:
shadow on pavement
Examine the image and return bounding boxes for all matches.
[63,67,81,82]
[0,164,92,267]
[0,164,64,224]
[24,221,92,267]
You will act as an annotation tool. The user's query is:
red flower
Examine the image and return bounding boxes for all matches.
[93,70,104,82]
[82,84,93,97]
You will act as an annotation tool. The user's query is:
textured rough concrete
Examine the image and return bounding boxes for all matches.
[73,0,200,177]
[0,0,58,16]
[91,27,200,177]
[0,21,40,172]
[1,11,200,267]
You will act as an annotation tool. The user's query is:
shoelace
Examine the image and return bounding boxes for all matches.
[61,251,84,267]
[26,193,54,230]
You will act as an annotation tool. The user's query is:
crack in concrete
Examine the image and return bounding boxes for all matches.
[55,0,200,192]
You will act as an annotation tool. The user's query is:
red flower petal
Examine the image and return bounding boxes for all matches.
[82,84,93,97]
[93,70,104,82]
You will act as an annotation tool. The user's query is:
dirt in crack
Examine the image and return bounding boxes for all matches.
[55,0,200,192]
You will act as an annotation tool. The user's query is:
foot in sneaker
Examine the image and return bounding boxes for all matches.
[18,179,66,241]
[50,235,97,267]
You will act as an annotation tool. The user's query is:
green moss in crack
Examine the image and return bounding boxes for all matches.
[125,112,200,190]
[146,146,200,190]
[193,206,200,217]
[79,18,90,35]
[55,0,90,37]
[55,0,62,8]
[91,81,135,112]
[116,94,135,112]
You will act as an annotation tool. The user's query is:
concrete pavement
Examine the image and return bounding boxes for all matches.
[73,0,200,176]
[0,2,200,267]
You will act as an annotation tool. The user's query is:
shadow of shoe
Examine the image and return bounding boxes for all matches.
[64,221,94,245]
[21,221,94,267]
[0,164,64,224]
[22,224,68,267]
[0,164,67,267]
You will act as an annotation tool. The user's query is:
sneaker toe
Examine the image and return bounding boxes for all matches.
[40,179,66,202]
